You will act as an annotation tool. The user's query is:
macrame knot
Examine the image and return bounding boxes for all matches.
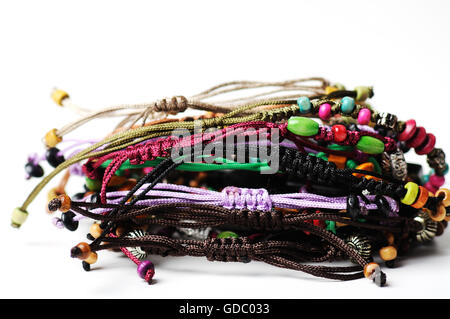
[154,96,188,113]
[203,237,252,263]
[227,209,284,231]
[221,187,272,211]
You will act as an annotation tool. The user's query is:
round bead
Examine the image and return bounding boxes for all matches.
[44,128,62,148]
[58,194,71,212]
[11,207,29,228]
[424,181,438,194]
[429,204,446,222]
[354,86,372,102]
[401,182,419,205]
[398,119,417,141]
[331,124,347,143]
[356,136,385,154]
[375,195,391,217]
[436,188,450,206]
[411,186,429,209]
[406,127,426,148]
[415,133,436,155]
[25,162,44,178]
[61,211,78,231]
[217,231,239,239]
[340,97,355,114]
[137,260,155,279]
[379,246,397,261]
[71,242,91,260]
[45,147,65,168]
[287,117,319,137]
[318,103,332,121]
[346,159,357,169]
[363,262,380,278]
[90,223,103,239]
[297,96,311,113]
[429,174,445,188]
[357,108,371,125]
[51,88,69,106]
[84,252,98,265]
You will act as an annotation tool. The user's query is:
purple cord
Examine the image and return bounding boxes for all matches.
[69,183,399,222]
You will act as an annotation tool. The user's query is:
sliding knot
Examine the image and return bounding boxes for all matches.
[154,96,188,113]
[203,237,252,262]
[221,187,272,211]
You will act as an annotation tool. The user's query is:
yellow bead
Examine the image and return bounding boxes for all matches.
[85,252,98,265]
[51,89,69,106]
[401,182,419,205]
[379,246,397,261]
[11,207,28,228]
[325,86,339,95]
[44,128,62,148]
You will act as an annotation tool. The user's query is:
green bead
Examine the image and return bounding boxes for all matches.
[316,152,328,161]
[217,231,239,239]
[346,159,357,169]
[368,156,382,174]
[325,220,336,234]
[85,177,101,191]
[328,143,354,151]
[287,117,319,137]
[356,136,385,154]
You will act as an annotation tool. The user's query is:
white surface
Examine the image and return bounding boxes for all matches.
[1,0,450,298]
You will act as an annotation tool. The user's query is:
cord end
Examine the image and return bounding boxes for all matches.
[11,207,29,228]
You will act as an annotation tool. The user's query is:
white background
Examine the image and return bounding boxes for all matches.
[1,0,450,298]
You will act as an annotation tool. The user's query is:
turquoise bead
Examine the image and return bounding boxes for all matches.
[340,97,355,114]
[287,117,319,136]
[356,136,385,154]
[297,96,311,113]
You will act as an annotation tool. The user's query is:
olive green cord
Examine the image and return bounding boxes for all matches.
[18,101,298,212]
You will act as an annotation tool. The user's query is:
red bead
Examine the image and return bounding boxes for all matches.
[398,119,416,141]
[406,126,426,148]
[332,124,347,143]
[416,133,436,155]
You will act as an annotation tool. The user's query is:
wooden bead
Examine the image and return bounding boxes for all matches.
[90,223,102,239]
[51,88,69,106]
[363,262,380,278]
[71,242,91,260]
[58,194,71,212]
[411,186,429,209]
[379,246,397,261]
[84,252,98,265]
[436,188,450,207]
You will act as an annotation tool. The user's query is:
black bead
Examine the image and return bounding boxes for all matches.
[45,147,65,168]
[374,271,386,287]
[86,233,95,241]
[347,194,360,220]
[82,261,91,271]
[399,141,410,153]
[25,162,44,178]
[375,195,391,217]
[89,193,100,203]
[72,192,85,201]
[374,125,387,136]
[61,211,79,231]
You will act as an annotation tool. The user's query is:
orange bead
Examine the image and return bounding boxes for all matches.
[412,186,429,209]
[379,246,397,261]
[90,223,102,239]
[429,203,446,222]
[58,194,71,212]
[363,262,380,278]
[328,154,347,169]
[385,232,395,246]
[436,188,450,207]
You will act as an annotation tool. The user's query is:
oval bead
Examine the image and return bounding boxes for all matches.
[287,117,319,137]
[356,136,385,154]
[217,231,239,239]
[297,96,311,113]
[429,174,445,188]
[346,194,360,220]
[340,97,355,114]
[357,108,371,125]
[379,246,397,261]
[318,103,332,120]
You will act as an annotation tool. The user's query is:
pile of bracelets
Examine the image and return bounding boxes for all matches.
[14,77,450,287]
